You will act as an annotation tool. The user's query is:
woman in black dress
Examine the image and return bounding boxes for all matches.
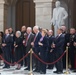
[14,31,23,70]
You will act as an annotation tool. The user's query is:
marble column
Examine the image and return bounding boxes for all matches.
[34,0,54,29]
[0,0,5,31]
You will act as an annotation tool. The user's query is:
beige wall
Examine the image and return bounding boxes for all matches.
[0,1,4,31]
[34,0,54,29]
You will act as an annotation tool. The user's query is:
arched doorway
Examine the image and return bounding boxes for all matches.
[16,0,35,30]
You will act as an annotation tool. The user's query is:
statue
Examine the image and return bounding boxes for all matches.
[51,1,68,36]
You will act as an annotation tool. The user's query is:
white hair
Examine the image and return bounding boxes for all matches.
[27,27,32,31]
[33,26,39,30]
[49,30,53,33]
[16,31,21,37]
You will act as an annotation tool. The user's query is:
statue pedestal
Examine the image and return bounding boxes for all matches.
[34,0,54,29]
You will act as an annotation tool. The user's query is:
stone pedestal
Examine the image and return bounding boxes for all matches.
[34,0,54,29]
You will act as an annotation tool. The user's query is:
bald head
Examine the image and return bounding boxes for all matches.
[48,30,53,36]
[21,26,26,32]
[61,26,67,33]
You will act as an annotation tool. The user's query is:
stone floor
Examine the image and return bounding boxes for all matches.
[0,66,76,75]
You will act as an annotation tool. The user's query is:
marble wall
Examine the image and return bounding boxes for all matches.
[34,0,54,29]
[0,1,4,31]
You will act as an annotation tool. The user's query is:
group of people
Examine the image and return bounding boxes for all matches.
[0,25,76,74]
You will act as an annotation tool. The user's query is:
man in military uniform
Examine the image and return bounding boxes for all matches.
[67,28,76,70]
[73,32,76,72]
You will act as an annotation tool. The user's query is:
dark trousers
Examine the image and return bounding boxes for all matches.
[54,52,63,72]
[34,52,40,70]
[63,54,66,69]
[10,49,15,63]
[22,45,26,66]
[69,47,75,69]
[48,52,54,69]
[40,52,46,73]
[26,54,34,70]
[3,48,11,67]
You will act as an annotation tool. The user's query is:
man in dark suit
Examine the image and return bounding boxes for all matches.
[60,26,69,69]
[52,28,65,74]
[48,30,55,69]
[2,29,13,69]
[21,26,27,66]
[23,27,34,70]
[9,28,15,63]
[31,26,42,72]
[67,28,76,70]
[73,33,76,72]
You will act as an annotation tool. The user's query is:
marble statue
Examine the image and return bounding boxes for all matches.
[51,1,68,36]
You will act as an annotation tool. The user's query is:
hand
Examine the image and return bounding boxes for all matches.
[15,45,18,47]
[39,52,40,55]
[2,44,6,47]
[38,42,43,46]
[67,43,70,46]
[52,44,55,48]
[23,40,25,44]
[74,42,76,46]
[31,42,34,46]
[14,44,16,46]
[50,50,53,53]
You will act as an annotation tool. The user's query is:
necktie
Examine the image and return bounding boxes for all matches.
[5,35,8,39]
[56,35,59,39]
[33,35,36,43]
[24,35,29,46]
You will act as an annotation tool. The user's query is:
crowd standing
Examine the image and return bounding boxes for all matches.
[0,25,76,74]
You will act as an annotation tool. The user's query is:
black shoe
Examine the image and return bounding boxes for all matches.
[53,71,58,73]
[33,69,38,72]
[73,70,76,72]
[16,67,21,70]
[3,66,7,69]
[40,71,46,74]
[24,68,28,70]
[7,66,10,69]
[57,71,63,74]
